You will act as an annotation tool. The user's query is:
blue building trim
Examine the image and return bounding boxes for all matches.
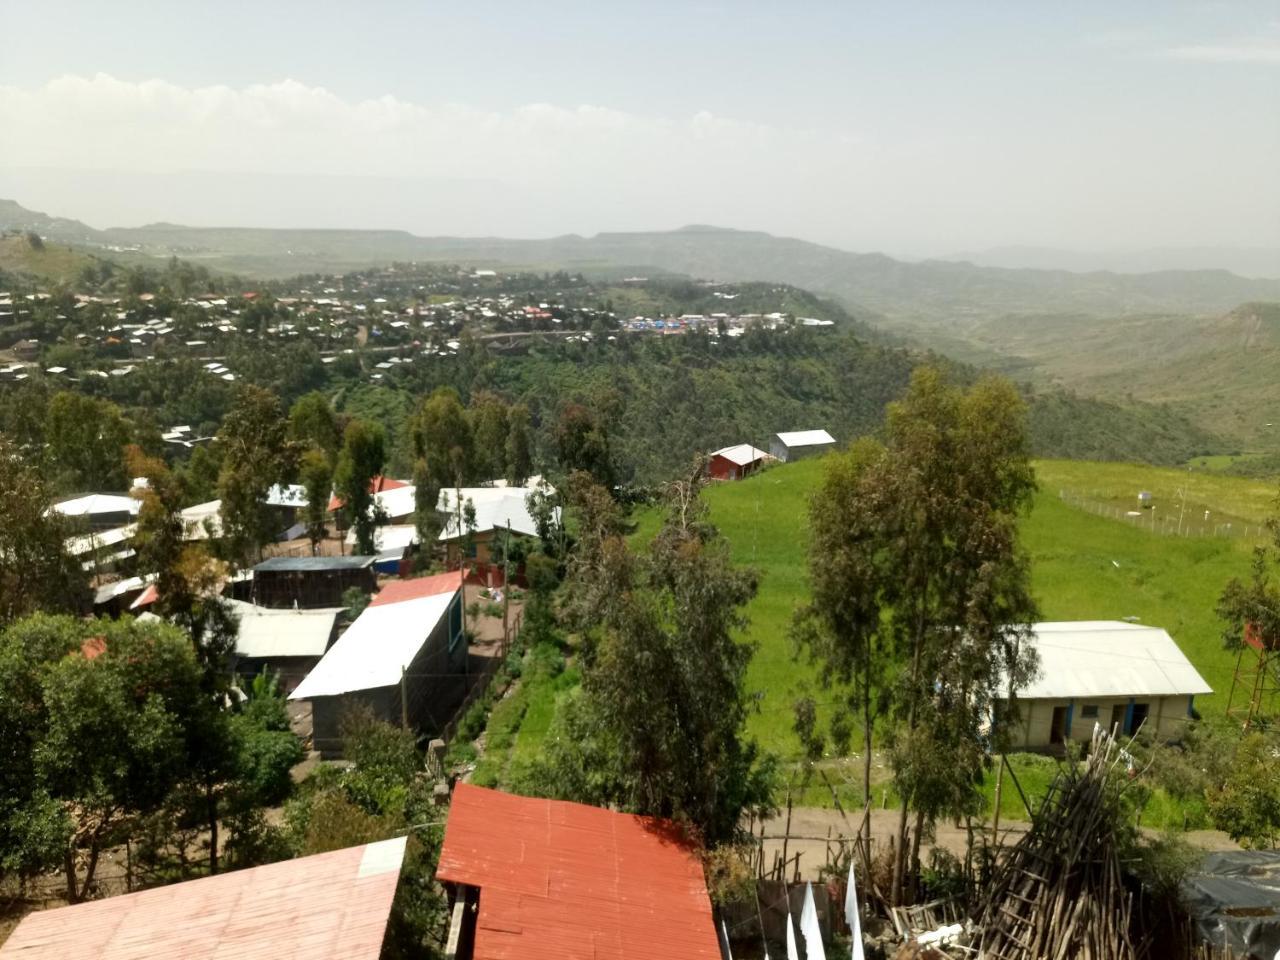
[1187,695,1196,717]
[1065,700,1075,741]
[1124,697,1136,735]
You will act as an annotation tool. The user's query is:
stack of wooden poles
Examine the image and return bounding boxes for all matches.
[974,724,1137,960]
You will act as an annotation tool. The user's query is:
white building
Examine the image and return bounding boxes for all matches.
[1008,621,1212,749]
[769,429,836,462]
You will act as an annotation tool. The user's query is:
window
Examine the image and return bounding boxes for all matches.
[1081,705,1099,719]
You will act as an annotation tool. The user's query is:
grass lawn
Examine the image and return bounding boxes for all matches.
[490,455,1271,824]
[635,458,1273,759]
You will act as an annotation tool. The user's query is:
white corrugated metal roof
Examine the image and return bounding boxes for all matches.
[436,480,555,540]
[344,523,419,550]
[710,444,771,466]
[227,601,342,659]
[775,429,835,448]
[64,524,137,556]
[1014,621,1212,700]
[50,493,141,518]
[289,591,456,699]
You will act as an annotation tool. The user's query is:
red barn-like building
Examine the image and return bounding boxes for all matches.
[707,443,771,481]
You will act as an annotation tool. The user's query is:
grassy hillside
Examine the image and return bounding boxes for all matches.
[632,457,1275,760]
[0,234,105,285]
[900,302,1280,451]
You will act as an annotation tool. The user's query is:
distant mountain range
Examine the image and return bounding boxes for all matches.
[4,199,1280,323]
[943,245,1280,281]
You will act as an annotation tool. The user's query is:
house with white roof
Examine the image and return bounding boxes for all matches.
[1007,621,1212,749]
[226,599,343,693]
[770,429,836,462]
[436,479,556,575]
[707,444,772,481]
[289,571,466,756]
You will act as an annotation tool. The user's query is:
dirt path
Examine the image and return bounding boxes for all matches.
[757,806,1239,881]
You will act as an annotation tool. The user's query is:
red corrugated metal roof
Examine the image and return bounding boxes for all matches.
[0,837,406,960]
[369,570,463,607]
[328,475,410,512]
[436,784,721,960]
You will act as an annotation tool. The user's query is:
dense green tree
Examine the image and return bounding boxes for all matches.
[0,437,89,626]
[44,391,131,493]
[334,419,387,556]
[216,385,297,565]
[505,402,533,485]
[411,386,473,489]
[468,391,509,481]
[299,448,334,555]
[533,474,775,844]
[795,367,1039,902]
[0,615,214,901]
[552,402,616,488]
[289,391,343,466]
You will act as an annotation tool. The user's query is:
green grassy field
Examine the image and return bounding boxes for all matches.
[482,455,1272,826]
[635,457,1276,759]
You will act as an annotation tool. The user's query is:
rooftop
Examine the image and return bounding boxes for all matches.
[369,570,463,608]
[775,429,835,447]
[289,582,459,699]
[1015,621,1213,700]
[226,600,343,659]
[436,784,720,960]
[0,838,406,960]
[254,555,375,573]
[710,443,771,466]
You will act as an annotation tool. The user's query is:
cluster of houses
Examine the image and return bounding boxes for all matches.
[1,268,843,391]
[52,471,555,758]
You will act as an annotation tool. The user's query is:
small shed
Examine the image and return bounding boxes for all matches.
[227,600,343,693]
[1007,621,1212,750]
[770,429,835,463]
[251,555,376,609]
[289,571,467,756]
[707,444,772,481]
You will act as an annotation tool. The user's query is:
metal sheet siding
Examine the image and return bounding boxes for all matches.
[437,785,721,960]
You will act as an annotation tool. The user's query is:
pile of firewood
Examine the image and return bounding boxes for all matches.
[973,725,1137,960]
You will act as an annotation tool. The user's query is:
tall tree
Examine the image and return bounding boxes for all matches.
[299,448,334,556]
[0,615,215,901]
[288,391,343,466]
[505,403,534,485]
[468,391,510,481]
[553,402,614,488]
[533,472,775,844]
[43,392,131,493]
[0,437,89,626]
[216,386,296,565]
[410,386,473,489]
[795,367,1039,903]
[334,419,387,556]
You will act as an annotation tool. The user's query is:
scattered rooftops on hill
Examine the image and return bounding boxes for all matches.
[0,837,407,960]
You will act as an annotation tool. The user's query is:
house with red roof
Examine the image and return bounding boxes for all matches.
[437,784,722,960]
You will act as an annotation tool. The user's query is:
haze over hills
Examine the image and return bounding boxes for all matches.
[5,197,1280,452]
[942,245,1280,280]
[4,199,1280,322]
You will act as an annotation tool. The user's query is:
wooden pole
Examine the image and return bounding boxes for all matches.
[992,752,1005,835]
[502,520,511,652]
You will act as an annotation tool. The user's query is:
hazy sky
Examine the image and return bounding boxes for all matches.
[1,0,1277,257]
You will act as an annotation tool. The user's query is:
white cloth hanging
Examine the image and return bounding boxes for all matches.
[785,903,801,960]
[844,860,865,960]
[801,882,827,960]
